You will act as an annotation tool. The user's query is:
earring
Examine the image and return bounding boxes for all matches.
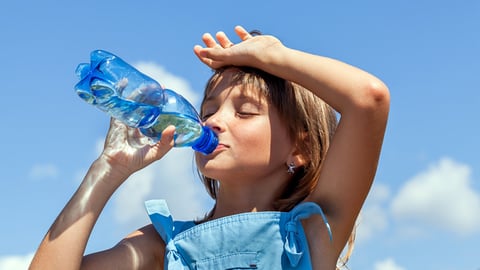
[287,162,296,175]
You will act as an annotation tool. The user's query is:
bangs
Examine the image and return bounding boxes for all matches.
[203,66,273,105]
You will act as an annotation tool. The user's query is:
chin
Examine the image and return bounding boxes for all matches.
[198,165,232,182]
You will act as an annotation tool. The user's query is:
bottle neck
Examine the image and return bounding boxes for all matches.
[192,126,218,155]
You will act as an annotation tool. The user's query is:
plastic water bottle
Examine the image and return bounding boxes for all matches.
[74,50,218,155]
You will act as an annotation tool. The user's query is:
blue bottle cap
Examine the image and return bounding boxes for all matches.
[192,126,218,155]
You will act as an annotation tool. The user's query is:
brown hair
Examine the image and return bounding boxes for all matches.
[196,66,338,211]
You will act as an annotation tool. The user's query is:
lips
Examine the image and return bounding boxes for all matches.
[214,142,229,152]
[217,143,229,148]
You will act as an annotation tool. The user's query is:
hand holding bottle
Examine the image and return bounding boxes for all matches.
[99,118,176,178]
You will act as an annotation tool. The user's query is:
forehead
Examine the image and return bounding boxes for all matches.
[203,69,267,104]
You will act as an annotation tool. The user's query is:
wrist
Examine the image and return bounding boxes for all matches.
[87,156,131,189]
[255,44,292,77]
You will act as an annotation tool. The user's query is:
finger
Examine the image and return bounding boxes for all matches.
[234,25,251,41]
[158,125,175,148]
[142,125,175,162]
[193,45,204,58]
[216,31,234,48]
[193,45,212,65]
[193,45,225,69]
[202,33,219,48]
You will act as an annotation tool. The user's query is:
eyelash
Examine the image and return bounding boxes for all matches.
[201,114,213,121]
[236,111,257,118]
[201,111,257,121]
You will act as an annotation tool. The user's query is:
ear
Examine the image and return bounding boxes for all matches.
[287,147,308,168]
[287,132,309,168]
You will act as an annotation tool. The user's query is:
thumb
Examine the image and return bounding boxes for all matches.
[147,125,176,161]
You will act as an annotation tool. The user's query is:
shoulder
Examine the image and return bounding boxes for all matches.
[82,225,165,269]
[124,224,164,241]
[119,224,165,267]
[123,224,165,249]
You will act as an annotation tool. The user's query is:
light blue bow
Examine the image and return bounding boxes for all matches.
[283,202,333,267]
[164,241,190,269]
[146,200,190,269]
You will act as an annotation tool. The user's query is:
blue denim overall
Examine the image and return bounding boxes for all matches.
[145,200,332,270]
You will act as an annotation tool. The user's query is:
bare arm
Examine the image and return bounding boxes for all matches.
[264,45,390,252]
[81,225,164,270]
[193,26,390,255]
[30,120,174,270]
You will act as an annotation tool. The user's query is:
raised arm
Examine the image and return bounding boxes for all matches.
[194,26,390,254]
[30,120,175,270]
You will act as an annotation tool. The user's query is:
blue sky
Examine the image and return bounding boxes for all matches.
[1,1,479,269]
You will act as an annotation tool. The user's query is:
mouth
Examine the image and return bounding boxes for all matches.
[214,143,229,152]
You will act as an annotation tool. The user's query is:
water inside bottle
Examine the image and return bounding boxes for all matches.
[140,113,203,146]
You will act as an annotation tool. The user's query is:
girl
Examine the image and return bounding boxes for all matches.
[30,25,390,269]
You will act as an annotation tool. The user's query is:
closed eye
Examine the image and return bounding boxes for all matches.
[236,111,259,118]
[201,113,214,121]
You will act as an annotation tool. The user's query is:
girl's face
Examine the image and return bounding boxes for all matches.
[195,71,294,184]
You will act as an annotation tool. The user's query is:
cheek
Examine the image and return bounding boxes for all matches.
[270,133,292,160]
[237,124,272,149]
[268,122,294,160]
[234,125,279,163]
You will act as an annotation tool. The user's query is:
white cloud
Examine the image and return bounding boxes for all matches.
[113,162,156,226]
[0,253,33,270]
[357,204,388,242]
[28,163,59,180]
[374,257,406,270]
[356,183,390,242]
[148,148,213,220]
[369,183,391,203]
[112,148,213,228]
[391,157,480,235]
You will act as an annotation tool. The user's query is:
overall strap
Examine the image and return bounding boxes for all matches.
[289,202,332,240]
[145,199,174,243]
[145,200,189,270]
[284,202,333,267]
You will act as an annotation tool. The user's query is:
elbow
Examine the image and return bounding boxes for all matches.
[358,79,390,114]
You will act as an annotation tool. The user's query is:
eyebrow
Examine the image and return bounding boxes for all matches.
[237,95,265,108]
[203,92,265,108]
[202,95,217,105]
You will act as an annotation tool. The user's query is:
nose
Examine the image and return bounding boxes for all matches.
[203,111,225,133]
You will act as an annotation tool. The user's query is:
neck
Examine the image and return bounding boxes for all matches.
[210,175,289,219]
